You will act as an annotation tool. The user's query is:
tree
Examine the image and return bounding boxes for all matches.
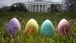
[0,6,9,11]
[10,5,16,11]
[48,4,61,12]
[63,0,76,11]
[9,3,28,12]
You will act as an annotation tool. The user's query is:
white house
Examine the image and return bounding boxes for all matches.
[22,0,61,12]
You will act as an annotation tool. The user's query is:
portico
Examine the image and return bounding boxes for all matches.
[31,5,45,12]
[23,0,60,12]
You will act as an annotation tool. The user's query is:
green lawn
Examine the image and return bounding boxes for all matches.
[0,12,76,43]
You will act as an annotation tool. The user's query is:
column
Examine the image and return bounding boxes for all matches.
[36,5,38,12]
[40,5,41,12]
[38,5,39,12]
[42,5,43,12]
[32,5,33,12]
[37,5,38,12]
[39,5,40,12]
[35,5,36,12]
[38,5,40,12]
[45,5,46,12]
[30,6,32,11]
[31,5,33,12]
[44,5,45,12]
[43,5,44,12]
[34,5,35,12]
[30,5,31,12]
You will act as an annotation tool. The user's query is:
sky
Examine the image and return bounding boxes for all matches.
[0,0,62,8]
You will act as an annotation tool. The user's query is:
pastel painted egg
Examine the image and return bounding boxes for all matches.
[41,20,54,37]
[25,19,38,35]
[7,18,20,37]
[58,19,70,35]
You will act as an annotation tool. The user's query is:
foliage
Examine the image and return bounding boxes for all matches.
[49,4,61,12]
[63,0,76,11]
[0,3,28,12]
[0,6,9,12]
[9,3,28,12]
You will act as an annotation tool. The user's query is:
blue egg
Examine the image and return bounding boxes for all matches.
[41,20,54,37]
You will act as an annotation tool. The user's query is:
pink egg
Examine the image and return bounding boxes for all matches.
[58,19,70,35]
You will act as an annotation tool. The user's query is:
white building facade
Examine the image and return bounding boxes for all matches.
[22,0,60,12]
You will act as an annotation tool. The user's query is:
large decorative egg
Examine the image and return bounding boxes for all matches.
[7,18,20,37]
[25,19,38,35]
[58,19,70,35]
[41,20,54,37]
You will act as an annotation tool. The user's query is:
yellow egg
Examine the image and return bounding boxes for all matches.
[25,19,38,35]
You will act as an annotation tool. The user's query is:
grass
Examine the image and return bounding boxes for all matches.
[0,12,76,43]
